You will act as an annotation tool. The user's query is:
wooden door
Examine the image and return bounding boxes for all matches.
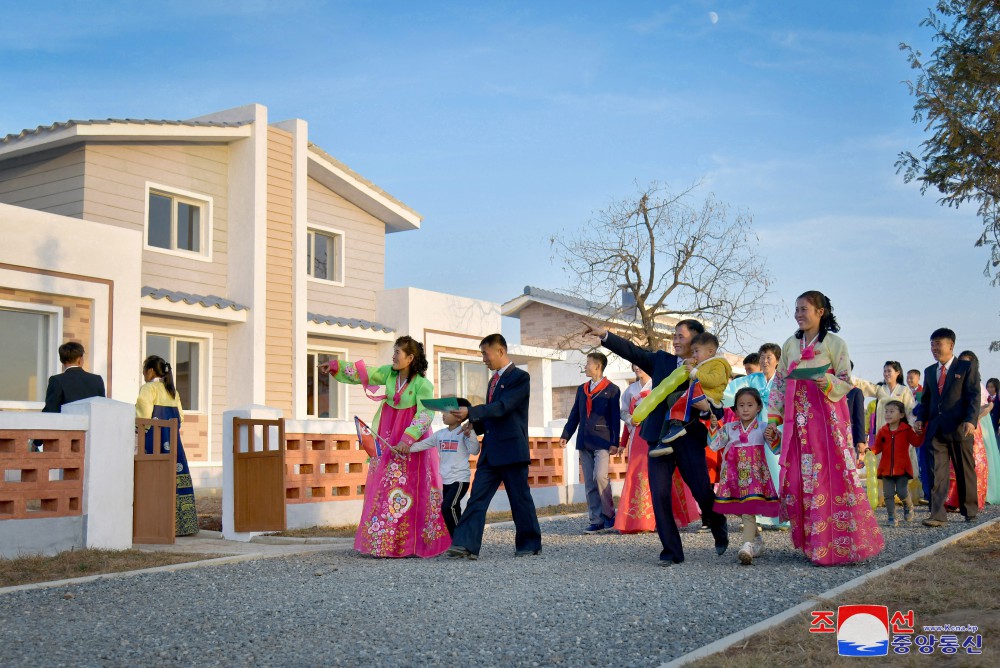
[133,418,178,544]
[233,417,286,533]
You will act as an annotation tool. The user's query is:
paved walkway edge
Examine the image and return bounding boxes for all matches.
[0,550,296,597]
[660,517,1000,668]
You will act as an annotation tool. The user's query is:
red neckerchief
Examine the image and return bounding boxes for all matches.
[583,378,611,417]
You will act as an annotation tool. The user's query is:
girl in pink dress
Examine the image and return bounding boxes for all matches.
[324,336,450,558]
[709,387,779,565]
[615,365,700,533]
[764,291,884,566]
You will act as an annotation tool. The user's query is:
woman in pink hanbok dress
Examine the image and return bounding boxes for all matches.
[764,291,884,566]
[323,336,450,558]
[615,365,700,533]
[944,350,990,511]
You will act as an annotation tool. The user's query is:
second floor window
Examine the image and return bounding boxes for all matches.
[148,190,207,255]
[307,229,344,283]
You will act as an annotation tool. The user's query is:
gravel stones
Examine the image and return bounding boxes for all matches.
[0,506,994,667]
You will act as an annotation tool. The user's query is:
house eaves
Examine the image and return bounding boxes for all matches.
[307,312,396,343]
[0,118,253,161]
[141,287,249,324]
[306,143,422,234]
[502,286,676,333]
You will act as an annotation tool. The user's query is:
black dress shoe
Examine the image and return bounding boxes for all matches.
[716,542,728,556]
[515,548,541,557]
[965,516,978,523]
[445,545,477,560]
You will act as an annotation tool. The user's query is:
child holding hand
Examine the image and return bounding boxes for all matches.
[412,410,481,536]
[708,388,779,565]
[870,400,923,526]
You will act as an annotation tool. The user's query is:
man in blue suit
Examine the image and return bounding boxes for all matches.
[915,328,981,526]
[446,334,542,559]
[560,352,621,533]
[584,320,728,566]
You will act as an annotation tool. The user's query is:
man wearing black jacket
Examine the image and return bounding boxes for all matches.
[560,352,621,533]
[915,328,981,526]
[35,342,106,453]
[446,334,542,559]
[584,320,728,566]
[42,342,106,413]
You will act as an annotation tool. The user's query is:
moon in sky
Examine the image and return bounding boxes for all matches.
[709,11,719,24]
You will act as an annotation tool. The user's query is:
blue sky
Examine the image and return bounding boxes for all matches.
[2,1,997,384]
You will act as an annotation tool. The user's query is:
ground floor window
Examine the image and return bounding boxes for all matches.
[144,333,204,411]
[306,351,344,419]
[0,305,58,405]
[438,357,489,406]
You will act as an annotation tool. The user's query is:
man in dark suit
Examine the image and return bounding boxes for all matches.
[560,351,621,533]
[446,334,542,559]
[42,342,106,413]
[915,328,981,526]
[35,342,106,452]
[584,320,728,566]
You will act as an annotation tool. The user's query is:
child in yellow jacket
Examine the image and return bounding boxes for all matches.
[635,331,732,457]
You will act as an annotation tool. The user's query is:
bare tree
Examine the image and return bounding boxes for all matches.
[550,182,774,349]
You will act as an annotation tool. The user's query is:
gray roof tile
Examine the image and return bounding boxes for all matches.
[142,287,249,312]
[2,118,250,144]
[516,286,675,332]
[308,312,394,334]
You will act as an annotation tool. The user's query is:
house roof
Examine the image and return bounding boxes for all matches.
[0,117,253,161]
[141,287,250,312]
[502,285,677,332]
[306,143,422,234]
[1,105,423,234]
[308,312,395,334]
[1,118,250,146]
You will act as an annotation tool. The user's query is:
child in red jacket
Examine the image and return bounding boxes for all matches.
[871,400,924,526]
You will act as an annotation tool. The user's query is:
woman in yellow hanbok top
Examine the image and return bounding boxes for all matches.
[136,355,198,536]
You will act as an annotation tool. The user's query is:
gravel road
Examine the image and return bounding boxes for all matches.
[2,507,994,667]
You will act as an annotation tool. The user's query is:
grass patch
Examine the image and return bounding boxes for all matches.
[691,522,1000,668]
[198,493,222,532]
[271,502,592,538]
[0,549,218,588]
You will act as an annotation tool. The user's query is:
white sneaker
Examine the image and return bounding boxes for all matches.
[752,535,764,557]
[738,541,753,565]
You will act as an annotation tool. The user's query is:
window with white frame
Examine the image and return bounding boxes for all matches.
[145,333,204,411]
[307,229,344,283]
[438,357,489,406]
[147,188,210,255]
[0,307,57,404]
[306,351,343,419]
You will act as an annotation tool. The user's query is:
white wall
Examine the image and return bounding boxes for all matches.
[0,202,143,404]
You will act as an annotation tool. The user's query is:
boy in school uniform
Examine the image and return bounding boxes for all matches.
[560,352,621,533]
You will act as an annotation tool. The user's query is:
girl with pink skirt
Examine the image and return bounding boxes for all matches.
[709,387,779,565]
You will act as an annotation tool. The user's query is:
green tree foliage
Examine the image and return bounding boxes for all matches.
[898,1,1000,291]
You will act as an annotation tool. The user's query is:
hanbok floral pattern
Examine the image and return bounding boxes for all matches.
[615,385,700,533]
[708,419,779,517]
[768,333,884,566]
[330,360,450,558]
